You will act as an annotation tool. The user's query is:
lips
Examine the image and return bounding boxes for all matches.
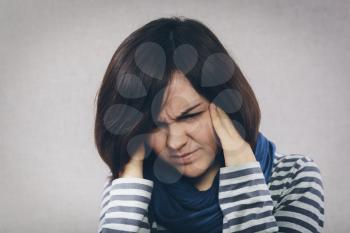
[170,149,198,164]
[171,151,194,158]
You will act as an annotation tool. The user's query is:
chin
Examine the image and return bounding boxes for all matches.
[175,163,208,178]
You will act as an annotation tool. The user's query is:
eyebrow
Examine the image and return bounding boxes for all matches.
[157,102,202,123]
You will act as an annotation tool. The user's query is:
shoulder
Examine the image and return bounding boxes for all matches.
[270,152,323,182]
[268,152,324,209]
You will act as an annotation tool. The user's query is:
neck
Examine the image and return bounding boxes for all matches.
[186,160,221,191]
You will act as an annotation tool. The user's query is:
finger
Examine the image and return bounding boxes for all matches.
[208,103,222,145]
[209,103,229,143]
[210,104,230,132]
[215,106,236,134]
[209,103,220,130]
[210,103,248,154]
[215,105,246,145]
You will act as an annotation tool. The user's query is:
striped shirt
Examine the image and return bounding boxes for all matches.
[98,152,325,232]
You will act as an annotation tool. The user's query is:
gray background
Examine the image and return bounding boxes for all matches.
[1,0,349,232]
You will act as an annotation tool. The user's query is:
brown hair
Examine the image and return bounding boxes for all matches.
[94,16,261,182]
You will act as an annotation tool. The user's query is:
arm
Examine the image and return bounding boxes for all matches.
[218,157,324,233]
[272,156,324,232]
[98,176,154,233]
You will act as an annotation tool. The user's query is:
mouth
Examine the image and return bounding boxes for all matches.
[170,149,199,165]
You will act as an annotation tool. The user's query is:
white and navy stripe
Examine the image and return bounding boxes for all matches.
[98,152,324,232]
[98,178,153,233]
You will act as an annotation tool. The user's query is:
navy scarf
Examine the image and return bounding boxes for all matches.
[144,132,276,233]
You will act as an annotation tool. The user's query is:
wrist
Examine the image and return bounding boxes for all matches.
[223,143,257,167]
[120,161,144,178]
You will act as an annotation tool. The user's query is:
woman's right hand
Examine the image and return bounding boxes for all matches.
[119,142,146,178]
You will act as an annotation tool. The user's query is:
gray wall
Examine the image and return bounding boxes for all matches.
[1,0,349,232]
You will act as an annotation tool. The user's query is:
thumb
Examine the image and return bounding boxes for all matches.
[209,103,225,141]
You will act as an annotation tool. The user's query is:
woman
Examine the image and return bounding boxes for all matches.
[95,17,324,233]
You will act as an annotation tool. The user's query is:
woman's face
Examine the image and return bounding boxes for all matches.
[147,71,219,178]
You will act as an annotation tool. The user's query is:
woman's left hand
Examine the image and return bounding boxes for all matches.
[209,102,257,166]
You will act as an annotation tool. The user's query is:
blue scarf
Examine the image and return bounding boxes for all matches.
[144,131,276,233]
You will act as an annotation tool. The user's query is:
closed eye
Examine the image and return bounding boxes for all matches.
[178,112,202,121]
[154,111,203,128]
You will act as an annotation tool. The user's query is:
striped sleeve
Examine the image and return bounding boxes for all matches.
[219,162,278,232]
[98,177,154,233]
[218,159,324,233]
[272,157,325,232]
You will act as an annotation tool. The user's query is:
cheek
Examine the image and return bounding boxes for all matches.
[193,112,215,138]
[189,114,218,150]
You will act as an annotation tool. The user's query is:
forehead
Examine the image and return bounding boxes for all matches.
[163,72,199,102]
[158,72,204,116]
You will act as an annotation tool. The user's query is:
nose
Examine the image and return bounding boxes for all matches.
[166,124,187,151]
